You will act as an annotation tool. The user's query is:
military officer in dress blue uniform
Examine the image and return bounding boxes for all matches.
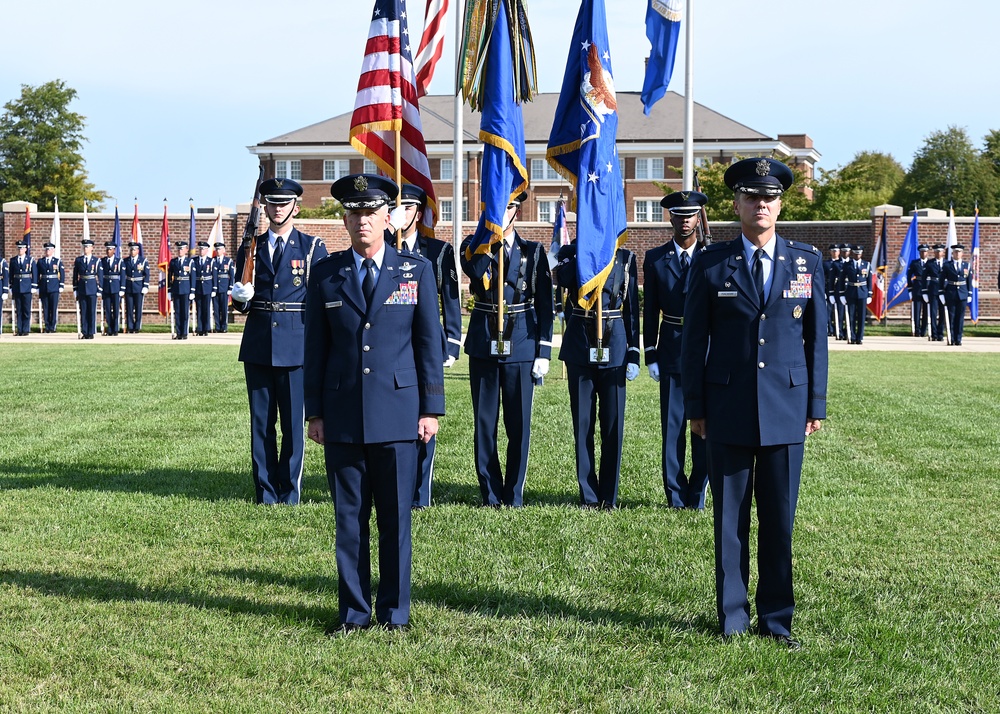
[392,184,463,509]
[556,239,639,509]
[305,174,445,634]
[99,241,123,336]
[823,244,843,338]
[231,177,328,505]
[836,243,851,338]
[942,243,972,346]
[842,245,871,344]
[10,240,36,336]
[122,241,150,333]
[924,243,946,341]
[213,242,235,333]
[73,238,102,339]
[168,241,195,339]
[460,191,555,508]
[192,241,217,336]
[906,243,929,337]
[681,158,828,648]
[36,242,65,333]
[643,191,709,509]
[0,255,9,333]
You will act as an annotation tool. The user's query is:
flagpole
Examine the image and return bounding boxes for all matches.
[395,131,403,250]
[452,0,464,305]
[682,0,694,191]
[497,245,505,354]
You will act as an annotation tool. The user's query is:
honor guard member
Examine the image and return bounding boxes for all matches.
[168,240,195,339]
[392,184,463,508]
[0,255,9,327]
[924,243,946,341]
[36,242,65,332]
[836,243,850,338]
[99,241,124,335]
[907,243,930,337]
[192,240,217,336]
[305,174,445,634]
[213,242,235,332]
[681,158,827,647]
[10,239,36,335]
[122,241,150,332]
[460,191,555,508]
[823,244,843,338]
[942,243,972,346]
[643,191,710,509]
[73,238,101,339]
[556,238,639,509]
[842,245,871,344]
[231,177,328,505]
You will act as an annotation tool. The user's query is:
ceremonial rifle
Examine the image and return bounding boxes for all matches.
[240,166,266,288]
[693,170,712,248]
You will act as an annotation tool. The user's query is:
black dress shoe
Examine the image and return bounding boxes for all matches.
[327,622,369,638]
[382,623,410,632]
[760,631,801,650]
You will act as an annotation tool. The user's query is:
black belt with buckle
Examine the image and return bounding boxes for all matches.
[473,301,532,314]
[250,300,305,312]
[572,308,622,319]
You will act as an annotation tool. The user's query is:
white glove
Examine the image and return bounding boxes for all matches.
[531,358,550,379]
[625,363,639,381]
[939,295,945,305]
[189,292,195,298]
[73,291,77,299]
[865,297,872,305]
[232,281,255,302]
[1,292,9,301]
[141,287,148,294]
[212,291,217,298]
[31,288,38,295]
[967,296,972,304]
[828,295,835,305]
[119,291,125,297]
[388,205,408,232]
[443,355,456,368]
[557,311,565,320]
[922,295,929,303]
[839,296,846,305]
[59,287,64,293]
[647,362,660,383]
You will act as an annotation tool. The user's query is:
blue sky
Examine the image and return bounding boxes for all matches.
[3,0,997,212]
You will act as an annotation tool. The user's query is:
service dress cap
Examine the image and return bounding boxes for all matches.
[724,157,794,196]
[661,190,708,215]
[399,184,428,206]
[174,241,188,248]
[81,239,95,246]
[259,177,303,205]
[214,242,226,248]
[508,190,528,206]
[330,174,399,210]
[917,243,929,251]
[828,244,841,251]
[43,241,56,248]
[933,243,946,251]
[951,243,965,251]
[197,241,211,248]
[104,241,117,248]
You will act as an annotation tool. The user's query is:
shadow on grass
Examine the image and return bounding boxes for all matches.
[0,460,332,505]
[0,568,339,631]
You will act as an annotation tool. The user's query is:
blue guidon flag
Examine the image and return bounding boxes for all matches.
[641,0,682,116]
[887,209,919,311]
[546,0,627,309]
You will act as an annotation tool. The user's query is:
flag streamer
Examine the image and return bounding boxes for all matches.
[458,0,537,110]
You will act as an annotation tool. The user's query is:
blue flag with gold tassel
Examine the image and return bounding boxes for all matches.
[641,0,682,116]
[460,0,533,260]
[546,0,626,309]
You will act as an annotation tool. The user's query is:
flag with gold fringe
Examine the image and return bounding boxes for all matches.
[545,0,626,309]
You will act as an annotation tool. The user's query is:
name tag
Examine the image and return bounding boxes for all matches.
[325,301,342,309]
[717,290,738,298]
[783,274,812,299]
[385,281,419,305]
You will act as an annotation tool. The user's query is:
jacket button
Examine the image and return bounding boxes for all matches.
[758,361,765,369]
[272,322,278,327]
[364,323,371,330]
[274,283,279,289]
[760,313,767,320]
[363,367,371,375]
[759,338,765,345]
[363,345,370,352]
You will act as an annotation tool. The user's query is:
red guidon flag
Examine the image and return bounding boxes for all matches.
[868,211,888,320]
[414,0,448,97]
[157,205,171,317]
[349,0,437,237]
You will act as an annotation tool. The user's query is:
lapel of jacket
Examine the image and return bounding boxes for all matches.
[765,238,793,310]
[337,252,366,316]
[725,239,758,305]
[368,245,403,318]
[256,236,274,279]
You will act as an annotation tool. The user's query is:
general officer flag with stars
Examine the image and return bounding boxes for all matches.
[546,0,627,309]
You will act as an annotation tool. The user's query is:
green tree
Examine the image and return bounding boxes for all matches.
[811,151,905,219]
[297,200,344,219]
[0,80,108,210]
[891,126,998,215]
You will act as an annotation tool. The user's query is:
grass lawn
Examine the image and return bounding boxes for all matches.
[0,343,997,712]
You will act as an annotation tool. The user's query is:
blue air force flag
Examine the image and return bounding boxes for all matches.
[641,0,682,116]
[887,211,918,311]
[546,0,627,309]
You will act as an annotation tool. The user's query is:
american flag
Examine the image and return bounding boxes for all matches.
[350,0,437,238]
[131,201,144,260]
[414,0,448,97]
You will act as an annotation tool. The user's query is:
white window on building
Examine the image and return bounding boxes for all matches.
[439,158,471,181]
[634,200,664,223]
[635,157,664,180]
[694,155,712,168]
[324,159,350,181]
[530,159,561,182]
[537,200,558,223]
[363,159,378,175]
[275,160,302,181]
[439,198,468,223]
[619,157,626,179]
